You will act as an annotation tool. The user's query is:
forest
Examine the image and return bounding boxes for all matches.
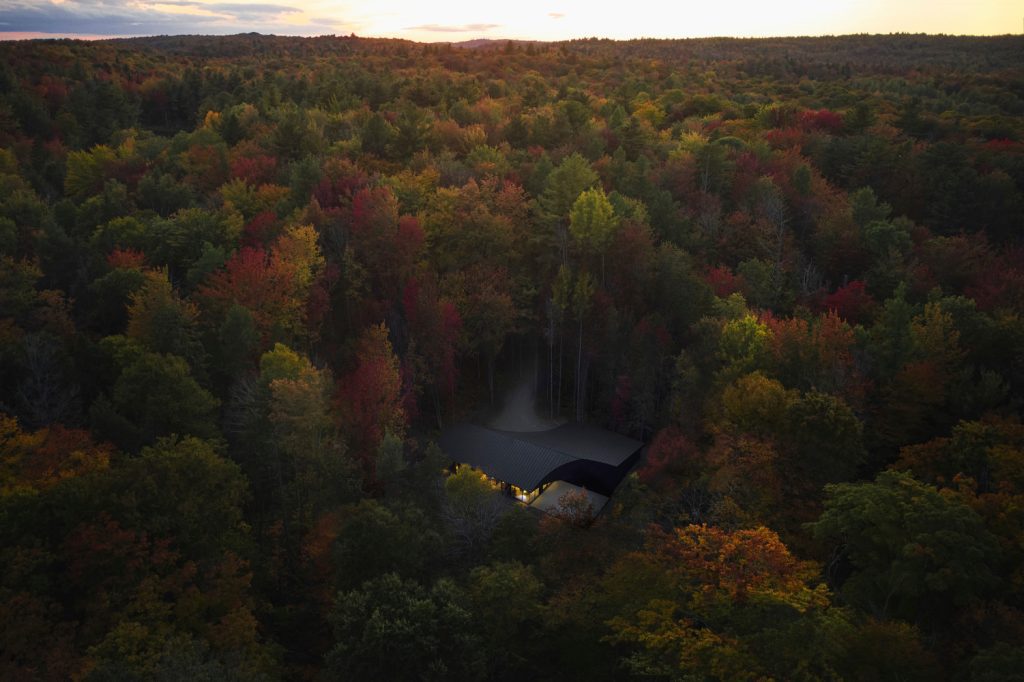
[1,31,1023,680]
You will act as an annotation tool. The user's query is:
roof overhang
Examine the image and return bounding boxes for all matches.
[439,422,643,493]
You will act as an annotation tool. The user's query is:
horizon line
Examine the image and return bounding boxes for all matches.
[1,30,1022,44]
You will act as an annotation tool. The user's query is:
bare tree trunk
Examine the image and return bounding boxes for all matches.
[432,383,443,431]
[488,355,495,406]
[559,222,568,266]
[576,316,583,422]
[557,324,563,416]
[548,310,555,419]
[577,356,590,423]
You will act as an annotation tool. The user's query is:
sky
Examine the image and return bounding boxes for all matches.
[0,0,1020,41]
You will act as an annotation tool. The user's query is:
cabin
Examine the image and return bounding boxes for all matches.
[439,422,643,515]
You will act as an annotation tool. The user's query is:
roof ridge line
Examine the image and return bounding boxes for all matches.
[488,426,586,463]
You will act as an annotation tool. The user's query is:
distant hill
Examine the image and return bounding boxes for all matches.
[445,38,549,49]
[72,32,1022,70]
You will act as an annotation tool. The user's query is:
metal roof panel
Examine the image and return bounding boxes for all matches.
[439,423,576,490]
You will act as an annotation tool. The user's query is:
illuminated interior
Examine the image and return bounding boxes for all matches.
[510,484,543,505]
[451,464,547,505]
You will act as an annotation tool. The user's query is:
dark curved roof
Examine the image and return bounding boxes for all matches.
[493,423,642,467]
[439,422,643,492]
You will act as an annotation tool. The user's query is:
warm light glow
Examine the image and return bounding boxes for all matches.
[0,0,1019,40]
[511,483,544,504]
[453,464,507,493]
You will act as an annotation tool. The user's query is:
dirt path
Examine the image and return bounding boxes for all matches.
[487,377,563,432]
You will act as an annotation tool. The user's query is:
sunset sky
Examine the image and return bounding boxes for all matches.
[0,0,1019,41]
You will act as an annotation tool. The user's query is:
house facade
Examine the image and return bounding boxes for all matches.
[439,422,643,513]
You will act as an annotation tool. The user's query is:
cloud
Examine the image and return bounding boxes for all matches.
[161,2,302,17]
[0,0,329,36]
[169,2,297,10]
[548,12,565,19]
[404,23,501,33]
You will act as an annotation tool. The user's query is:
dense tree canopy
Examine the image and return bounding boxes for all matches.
[1,31,1023,680]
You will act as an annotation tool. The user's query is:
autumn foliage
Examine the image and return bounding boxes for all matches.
[334,323,406,469]
[1,32,1023,681]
